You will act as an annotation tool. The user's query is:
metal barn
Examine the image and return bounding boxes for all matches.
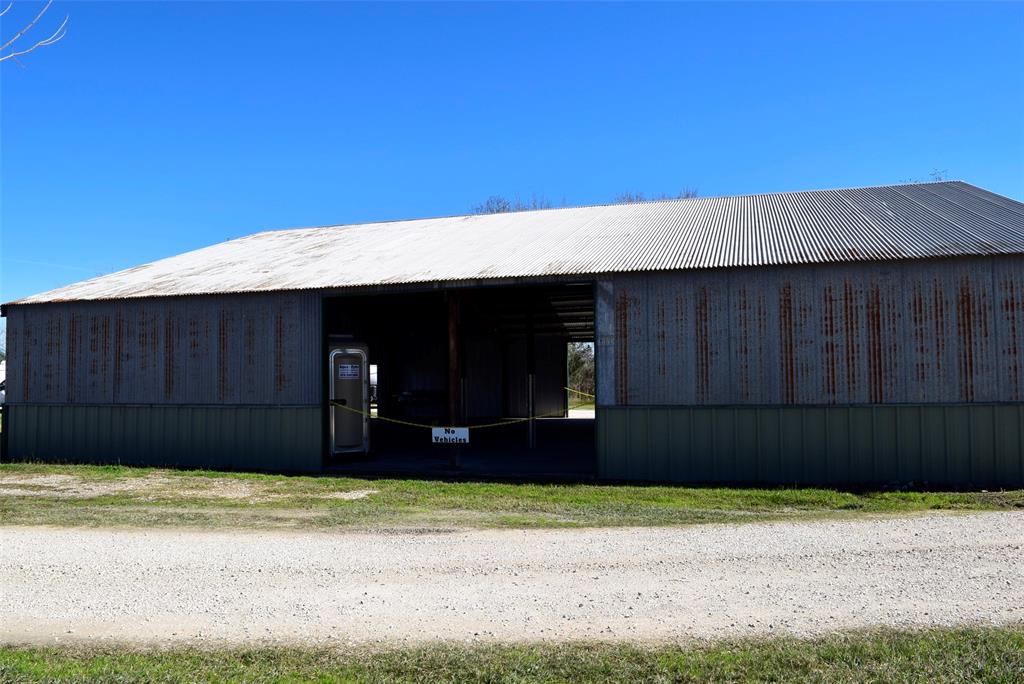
[4,181,1024,486]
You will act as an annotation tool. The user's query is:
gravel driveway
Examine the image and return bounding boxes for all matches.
[2,512,1022,647]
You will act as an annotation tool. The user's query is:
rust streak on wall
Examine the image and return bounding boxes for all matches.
[866,284,884,403]
[274,309,286,389]
[22,322,33,402]
[911,283,927,384]
[113,312,124,402]
[933,279,947,382]
[100,315,111,394]
[655,298,666,379]
[615,292,630,405]
[1004,278,1020,400]
[675,292,686,398]
[164,313,176,401]
[147,309,160,376]
[798,295,813,404]
[695,287,711,403]
[957,278,975,402]
[737,286,752,402]
[218,308,230,402]
[87,316,99,382]
[5,292,322,408]
[756,289,768,401]
[778,282,795,404]
[137,307,149,373]
[843,281,859,396]
[887,288,900,400]
[821,284,837,402]
[245,316,256,370]
[45,315,62,398]
[67,314,79,402]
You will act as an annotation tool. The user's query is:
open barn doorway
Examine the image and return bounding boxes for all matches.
[566,341,596,420]
[322,282,596,480]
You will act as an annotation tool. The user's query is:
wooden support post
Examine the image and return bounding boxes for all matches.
[447,291,461,467]
[527,373,536,449]
[526,300,537,450]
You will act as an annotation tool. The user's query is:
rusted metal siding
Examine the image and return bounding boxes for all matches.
[4,292,321,406]
[995,257,1024,402]
[597,255,1024,407]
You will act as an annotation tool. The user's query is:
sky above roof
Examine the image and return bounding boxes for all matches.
[2,2,1023,330]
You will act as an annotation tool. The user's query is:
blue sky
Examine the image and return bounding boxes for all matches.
[2,1,1023,326]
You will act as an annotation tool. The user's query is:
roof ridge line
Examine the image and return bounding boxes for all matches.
[251,181,970,237]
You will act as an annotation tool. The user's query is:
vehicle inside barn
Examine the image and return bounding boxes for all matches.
[321,282,596,479]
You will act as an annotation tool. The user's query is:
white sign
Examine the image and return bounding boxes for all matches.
[337,363,361,380]
[431,427,469,444]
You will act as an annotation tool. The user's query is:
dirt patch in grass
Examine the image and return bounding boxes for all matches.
[0,471,378,504]
[0,474,179,499]
[320,489,379,500]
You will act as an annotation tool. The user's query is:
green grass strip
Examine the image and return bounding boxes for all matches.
[1,462,1022,531]
[1,627,1021,683]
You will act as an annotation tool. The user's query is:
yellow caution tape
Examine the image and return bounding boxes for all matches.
[329,399,593,431]
[564,387,596,399]
[329,402,441,429]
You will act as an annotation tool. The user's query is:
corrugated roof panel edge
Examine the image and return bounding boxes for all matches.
[6,181,1024,307]
[5,251,1021,311]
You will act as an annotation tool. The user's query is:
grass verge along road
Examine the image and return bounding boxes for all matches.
[1,628,1022,683]
[1,462,1022,530]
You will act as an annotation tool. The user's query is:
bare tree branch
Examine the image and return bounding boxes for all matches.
[472,194,553,215]
[1,14,66,60]
[0,0,68,63]
[615,188,699,203]
[475,188,700,214]
[0,0,56,52]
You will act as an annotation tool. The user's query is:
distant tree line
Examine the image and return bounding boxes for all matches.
[567,342,594,400]
[472,194,554,215]
[472,187,699,215]
[612,188,699,203]
[474,172,958,214]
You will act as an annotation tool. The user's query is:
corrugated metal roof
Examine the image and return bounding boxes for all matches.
[9,181,1024,305]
